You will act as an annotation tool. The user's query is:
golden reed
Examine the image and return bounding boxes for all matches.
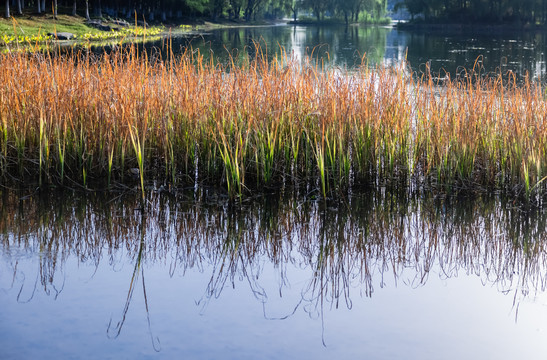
[0,46,546,199]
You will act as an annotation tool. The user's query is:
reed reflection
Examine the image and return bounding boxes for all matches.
[1,189,546,334]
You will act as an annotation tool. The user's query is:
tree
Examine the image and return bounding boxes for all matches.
[229,0,244,18]
[401,0,426,20]
[85,0,90,20]
[303,0,330,20]
[373,0,387,18]
[95,0,102,18]
[397,0,547,23]
[5,0,9,18]
[337,0,363,24]
[245,0,267,21]
[283,0,302,21]
[210,0,227,20]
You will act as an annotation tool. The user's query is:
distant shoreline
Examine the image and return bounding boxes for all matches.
[396,21,547,34]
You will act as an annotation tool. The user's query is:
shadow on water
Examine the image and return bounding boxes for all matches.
[1,187,547,347]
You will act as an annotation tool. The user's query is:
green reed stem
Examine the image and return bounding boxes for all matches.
[128,125,146,202]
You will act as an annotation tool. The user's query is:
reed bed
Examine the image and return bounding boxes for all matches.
[1,46,546,199]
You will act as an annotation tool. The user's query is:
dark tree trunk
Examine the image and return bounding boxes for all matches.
[16,0,21,15]
[37,0,41,14]
[53,0,57,18]
[245,2,252,21]
[5,0,10,18]
[314,6,320,21]
[72,0,77,16]
[85,0,90,19]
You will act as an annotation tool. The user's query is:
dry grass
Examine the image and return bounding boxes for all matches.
[0,46,546,200]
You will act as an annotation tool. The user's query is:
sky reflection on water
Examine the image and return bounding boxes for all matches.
[1,189,547,359]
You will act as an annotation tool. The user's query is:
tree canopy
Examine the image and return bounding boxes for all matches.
[399,0,547,24]
[3,0,388,24]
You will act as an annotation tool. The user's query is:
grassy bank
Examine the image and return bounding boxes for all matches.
[1,47,546,201]
[0,11,279,46]
[0,13,164,45]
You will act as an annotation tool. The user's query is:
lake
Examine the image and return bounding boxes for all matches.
[3,23,547,359]
[136,24,547,82]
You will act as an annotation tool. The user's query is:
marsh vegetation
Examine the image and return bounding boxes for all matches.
[1,45,547,202]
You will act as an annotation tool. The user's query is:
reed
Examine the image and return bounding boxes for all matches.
[128,124,146,202]
[1,46,547,201]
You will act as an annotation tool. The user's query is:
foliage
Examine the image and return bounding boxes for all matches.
[400,0,547,24]
[1,0,388,24]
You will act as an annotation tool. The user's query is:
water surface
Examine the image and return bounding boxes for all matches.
[1,189,547,359]
[137,24,547,82]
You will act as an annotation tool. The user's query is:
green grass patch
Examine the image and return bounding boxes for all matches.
[0,13,163,45]
[1,14,92,34]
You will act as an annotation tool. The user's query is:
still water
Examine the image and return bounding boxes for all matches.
[1,189,547,359]
[140,24,547,81]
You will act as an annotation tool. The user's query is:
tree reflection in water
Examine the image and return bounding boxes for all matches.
[1,188,546,343]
